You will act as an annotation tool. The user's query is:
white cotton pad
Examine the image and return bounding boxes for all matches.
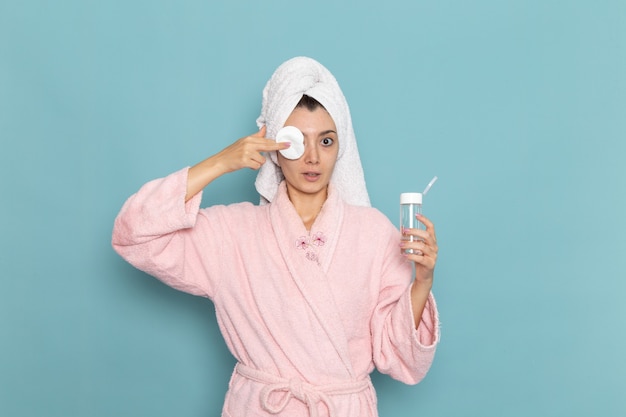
[275,126,304,160]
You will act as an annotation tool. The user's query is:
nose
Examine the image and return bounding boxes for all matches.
[303,141,319,164]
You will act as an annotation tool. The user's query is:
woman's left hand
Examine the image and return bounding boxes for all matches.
[401,214,438,284]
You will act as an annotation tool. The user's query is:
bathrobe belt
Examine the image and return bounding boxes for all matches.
[236,363,371,417]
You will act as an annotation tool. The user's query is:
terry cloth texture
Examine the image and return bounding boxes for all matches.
[255,56,370,207]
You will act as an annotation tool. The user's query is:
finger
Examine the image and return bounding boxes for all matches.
[401,248,424,257]
[403,228,434,245]
[248,162,262,171]
[252,125,267,138]
[401,240,437,259]
[418,241,438,259]
[248,152,267,168]
[246,155,264,171]
[240,135,290,153]
[256,138,292,152]
[403,251,436,270]
[416,214,436,235]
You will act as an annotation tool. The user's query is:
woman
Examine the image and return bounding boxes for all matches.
[112,56,440,417]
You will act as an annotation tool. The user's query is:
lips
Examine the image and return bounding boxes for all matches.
[303,172,321,181]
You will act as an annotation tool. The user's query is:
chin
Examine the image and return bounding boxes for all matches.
[289,182,329,197]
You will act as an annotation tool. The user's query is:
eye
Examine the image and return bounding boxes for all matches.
[321,137,334,147]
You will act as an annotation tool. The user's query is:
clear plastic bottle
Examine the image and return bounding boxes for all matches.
[400,192,423,254]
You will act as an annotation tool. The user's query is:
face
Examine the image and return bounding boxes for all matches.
[277,106,339,202]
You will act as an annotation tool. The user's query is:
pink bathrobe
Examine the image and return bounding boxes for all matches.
[112,168,440,417]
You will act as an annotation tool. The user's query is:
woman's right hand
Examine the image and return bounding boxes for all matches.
[185,126,290,201]
[215,126,290,173]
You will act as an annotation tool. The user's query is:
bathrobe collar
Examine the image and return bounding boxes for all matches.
[269,181,354,377]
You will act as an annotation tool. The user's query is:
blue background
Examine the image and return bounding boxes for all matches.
[2,0,625,416]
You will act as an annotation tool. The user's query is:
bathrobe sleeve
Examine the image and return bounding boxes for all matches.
[369,214,440,385]
[111,167,227,298]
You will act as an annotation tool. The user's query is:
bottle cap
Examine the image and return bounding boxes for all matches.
[276,126,305,160]
[400,192,422,205]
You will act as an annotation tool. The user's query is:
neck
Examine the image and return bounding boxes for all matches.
[285,186,328,231]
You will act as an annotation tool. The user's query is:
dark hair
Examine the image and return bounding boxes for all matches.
[295,95,326,111]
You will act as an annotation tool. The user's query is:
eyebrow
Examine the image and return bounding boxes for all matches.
[319,130,337,136]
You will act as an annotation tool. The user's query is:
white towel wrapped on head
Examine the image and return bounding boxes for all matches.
[255,56,370,207]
